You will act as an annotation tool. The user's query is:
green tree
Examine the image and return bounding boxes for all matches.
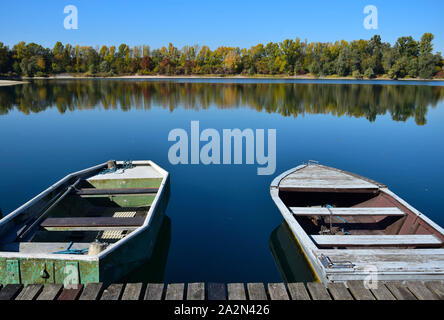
[0,42,12,74]
[418,33,435,78]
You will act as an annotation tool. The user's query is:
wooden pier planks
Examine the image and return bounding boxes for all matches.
[121,283,143,300]
[187,282,205,300]
[58,284,84,300]
[0,284,23,300]
[1,281,443,300]
[207,283,226,300]
[385,281,418,300]
[346,281,375,300]
[227,283,246,300]
[247,283,268,300]
[370,283,397,300]
[267,283,289,300]
[79,282,103,300]
[327,283,353,300]
[36,284,63,300]
[425,281,444,299]
[287,283,311,300]
[101,283,124,300]
[405,281,438,300]
[165,283,185,300]
[15,284,43,300]
[306,282,331,300]
[144,283,164,300]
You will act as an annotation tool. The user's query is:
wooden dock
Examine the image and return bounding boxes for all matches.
[0,281,443,300]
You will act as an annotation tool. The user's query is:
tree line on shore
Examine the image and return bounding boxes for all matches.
[2,80,443,125]
[0,34,443,79]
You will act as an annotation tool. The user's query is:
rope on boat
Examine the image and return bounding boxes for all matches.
[99,160,133,175]
[326,204,350,235]
[53,242,89,255]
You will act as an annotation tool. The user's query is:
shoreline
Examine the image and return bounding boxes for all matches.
[3,75,444,82]
[0,80,28,86]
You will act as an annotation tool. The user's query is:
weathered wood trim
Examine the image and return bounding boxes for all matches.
[290,207,405,216]
[312,234,442,247]
[280,187,378,193]
[270,164,306,188]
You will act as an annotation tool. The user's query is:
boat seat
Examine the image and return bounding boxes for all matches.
[73,187,158,196]
[290,207,405,216]
[0,242,91,254]
[41,216,145,231]
[311,234,442,247]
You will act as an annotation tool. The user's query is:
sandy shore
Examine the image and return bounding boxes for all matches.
[0,80,27,86]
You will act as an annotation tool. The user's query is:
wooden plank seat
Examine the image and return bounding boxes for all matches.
[73,187,158,196]
[41,216,145,231]
[312,234,442,247]
[290,207,405,216]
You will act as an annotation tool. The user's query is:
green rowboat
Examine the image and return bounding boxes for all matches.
[0,160,169,286]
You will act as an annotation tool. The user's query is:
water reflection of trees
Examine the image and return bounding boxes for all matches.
[1,80,443,125]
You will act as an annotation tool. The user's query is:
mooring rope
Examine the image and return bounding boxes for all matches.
[53,242,89,255]
[99,160,133,175]
[326,204,350,235]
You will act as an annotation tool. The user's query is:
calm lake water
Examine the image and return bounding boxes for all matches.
[1,78,444,283]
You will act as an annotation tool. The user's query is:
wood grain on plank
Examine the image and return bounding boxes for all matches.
[0,284,23,300]
[187,283,205,300]
[290,207,404,216]
[370,283,396,300]
[287,283,311,300]
[346,281,375,300]
[144,283,164,300]
[57,284,84,300]
[267,283,289,300]
[15,284,43,300]
[405,281,438,300]
[424,281,444,300]
[327,283,353,300]
[121,283,143,300]
[101,283,124,300]
[165,283,184,300]
[306,282,331,300]
[37,284,63,300]
[312,234,441,247]
[385,282,417,300]
[247,283,267,300]
[227,283,246,300]
[79,283,103,300]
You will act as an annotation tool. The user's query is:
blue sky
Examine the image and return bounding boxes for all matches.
[1,0,443,52]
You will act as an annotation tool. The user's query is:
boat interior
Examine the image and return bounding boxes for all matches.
[0,162,164,255]
[279,189,444,249]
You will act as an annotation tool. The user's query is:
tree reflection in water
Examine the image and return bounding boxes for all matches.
[1,80,443,125]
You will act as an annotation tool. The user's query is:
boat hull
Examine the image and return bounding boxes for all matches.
[0,160,170,286]
[270,163,444,284]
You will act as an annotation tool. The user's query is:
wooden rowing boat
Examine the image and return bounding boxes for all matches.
[270,162,444,283]
[0,160,169,286]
